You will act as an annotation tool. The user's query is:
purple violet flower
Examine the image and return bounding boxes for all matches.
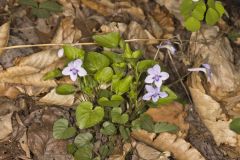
[143,85,168,102]
[157,41,176,55]
[57,48,64,58]
[62,59,87,81]
[145,64,169,88]
[188,63,212,82]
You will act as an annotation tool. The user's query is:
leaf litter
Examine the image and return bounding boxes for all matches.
[0,0,240,160]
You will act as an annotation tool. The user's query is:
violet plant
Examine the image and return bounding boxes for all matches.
[45,32,179,160]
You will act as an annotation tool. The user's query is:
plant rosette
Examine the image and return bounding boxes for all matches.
[49,32,180,159]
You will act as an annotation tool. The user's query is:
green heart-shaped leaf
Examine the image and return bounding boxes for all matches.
[230,118,240,134]
[94,67,113,83]
[76,101,104,129]
[111,108,129,124]
[137,60,157,73]
[84,52,110,73]
[74,143,93,160]
[74,132,93,147]
[180,0,193,18]
[63,45,85,60]
[119,126,130,141]
[154,122,179,133]
[93,32,121,48]
[39,1,63,12]
[100,121,117,136]
[19,0,38,8]
[67,143,77,155]
[215,1,225,17]
[102,51,124,63]
[184,16,201,32]
[192,1,206,20]
[156,86,178,105]
[56,84,75,95]
[98,95,124,107]
[112,62,127,76]
[112,75,133,95]
[206,8,220,25]
[139,114,154,132]
[43,69,62,80]
[53,118,76,139]
[31,8,50,18]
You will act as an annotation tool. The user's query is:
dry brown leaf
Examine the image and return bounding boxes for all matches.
[39,89,74,106]
[0,22,10,55]
[0,73,57,87]
[151,5,175,39]
[155,0,183,24]
[19,132,31,159]
[132,130,205,160]
[51,18,81,47]
[17,49,59,69]
[27,108,71,159]
[187,26,240,154]
[81,0,145,20]
[136,143,169,160]
[189,26,240,100]
[0,112,13,142]
[100,22,128,34]
[146,102,189,137]
[0,66,40,78]
[81,0,114,16]
[0,83,21,99]
[58,0,78,17]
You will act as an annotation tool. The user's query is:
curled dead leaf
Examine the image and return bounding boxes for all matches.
[132,130,205,160]
[146,102,189,137]
[0,22,10,56]
[39,89,74,106]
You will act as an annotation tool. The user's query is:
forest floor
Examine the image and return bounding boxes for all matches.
[0,0,240,160]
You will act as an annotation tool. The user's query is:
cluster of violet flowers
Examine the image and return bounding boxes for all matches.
[143,64,169,103]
